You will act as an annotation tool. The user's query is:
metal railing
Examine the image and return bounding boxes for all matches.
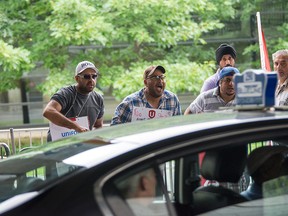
[0,127,271,160]
[0,127,48,157]
[0,142,10,159]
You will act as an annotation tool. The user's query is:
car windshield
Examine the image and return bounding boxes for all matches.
[0,142,102,203]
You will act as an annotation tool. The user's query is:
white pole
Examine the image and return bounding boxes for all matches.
[256,12,266,71]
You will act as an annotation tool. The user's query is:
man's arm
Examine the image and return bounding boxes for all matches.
[200,69,219,93]
[93,117,103,129]
[184,94,205,115]
[110,101,131,126]
[43,100,88,132]
[184,107,192,115]
[200,79,210,93]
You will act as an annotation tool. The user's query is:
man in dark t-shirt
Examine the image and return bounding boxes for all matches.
[43,61,104,141]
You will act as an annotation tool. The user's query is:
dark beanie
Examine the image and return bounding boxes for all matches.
[215,44,237,65]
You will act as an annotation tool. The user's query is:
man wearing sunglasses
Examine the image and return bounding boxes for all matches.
[184,66,240,114]
[111,65,181,125]
[43,60,104,141]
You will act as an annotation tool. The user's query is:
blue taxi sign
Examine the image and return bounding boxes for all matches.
[234,69,277,108]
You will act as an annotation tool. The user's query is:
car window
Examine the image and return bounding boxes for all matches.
[102,138,288,216]
[202,141,288,215]
[0,160,81,202]
[263,175,288,197]
[105,166,172,216]
[0,143,98,203]
[162,161,176,201]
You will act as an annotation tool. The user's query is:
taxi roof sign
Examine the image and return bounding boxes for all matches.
[234,69,277,108]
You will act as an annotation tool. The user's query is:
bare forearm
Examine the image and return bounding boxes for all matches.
[43,100,89,133]
[43,110,79,130]
[184,107,192,115]
[93,117,103,129]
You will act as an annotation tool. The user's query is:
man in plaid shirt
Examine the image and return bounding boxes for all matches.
[111,65,181,125]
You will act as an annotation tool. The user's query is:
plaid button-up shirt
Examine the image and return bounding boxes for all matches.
[111,88,182,125]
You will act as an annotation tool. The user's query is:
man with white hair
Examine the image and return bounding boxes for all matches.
[273,50,288,106]
[116,168,168,216]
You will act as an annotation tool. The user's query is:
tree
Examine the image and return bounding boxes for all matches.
[0,8,33,91]
[240,0,288,69]
[3,0,287,101]
[0,0,239,100]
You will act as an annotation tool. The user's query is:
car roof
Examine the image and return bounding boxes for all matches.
[1,110,288,169]
[65,110,288,164]
[70,110,287,143]
[1,110,288,213]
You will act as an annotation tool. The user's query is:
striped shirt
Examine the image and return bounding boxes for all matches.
[111,88,181,125]
[188,87,235,114]
[275,79,288,106]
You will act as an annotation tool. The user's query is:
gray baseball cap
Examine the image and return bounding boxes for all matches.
[75,61,99,75]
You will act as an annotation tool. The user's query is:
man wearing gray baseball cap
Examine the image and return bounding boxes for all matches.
[43,60,104,141]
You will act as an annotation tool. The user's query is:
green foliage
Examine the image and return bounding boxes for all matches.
[243,21,288,70]
[0,0,237,97]
[269,23,288,52]
[1,0,287,100]
[48,0,113,46]
[0,10,14,42]
[111,59,215,100]
[37,68,74,97]
[102,0,234,47]
[0,40,34,91]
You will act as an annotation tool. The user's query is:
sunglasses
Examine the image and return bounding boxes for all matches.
[78,74,98,80]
